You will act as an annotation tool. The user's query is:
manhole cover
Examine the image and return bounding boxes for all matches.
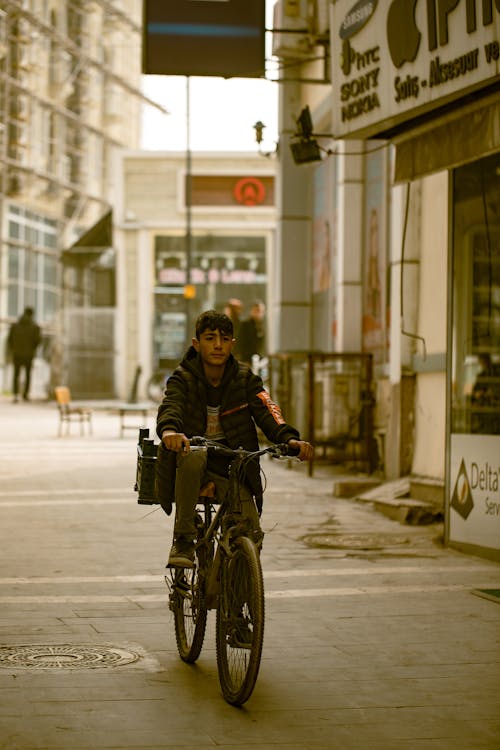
[301,533,410,550]
[0,644,141,670]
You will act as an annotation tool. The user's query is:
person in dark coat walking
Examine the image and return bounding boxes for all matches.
[7,307,41,402]
[238,300,266,365]
[156,309,313,568]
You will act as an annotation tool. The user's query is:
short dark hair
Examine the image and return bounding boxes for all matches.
[195,310,233,339]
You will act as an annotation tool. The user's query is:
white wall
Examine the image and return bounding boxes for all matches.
[411,171,448,479]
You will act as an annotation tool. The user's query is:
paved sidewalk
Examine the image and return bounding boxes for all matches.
[0,396,499,749]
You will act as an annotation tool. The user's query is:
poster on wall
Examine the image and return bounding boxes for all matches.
[312,162,332,294]
[362,147,388,364]
[449,433,500,554]
[312,160,337,348]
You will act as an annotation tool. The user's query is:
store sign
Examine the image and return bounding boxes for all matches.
[158,267,261,284]
[142,0,265,78]
[191,175,274,207]
[449,434,500,554]
[330,0,500,139]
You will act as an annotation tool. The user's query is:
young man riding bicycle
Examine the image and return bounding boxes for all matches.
[156,309,313,568]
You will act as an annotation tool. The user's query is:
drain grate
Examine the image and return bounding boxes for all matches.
[301,532,410,550]
[0,644,141,670]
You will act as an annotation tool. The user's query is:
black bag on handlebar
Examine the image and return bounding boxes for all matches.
[134,429,176,516]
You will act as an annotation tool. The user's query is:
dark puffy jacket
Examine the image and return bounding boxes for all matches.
[8,315,41,358]
[156,347,300,508]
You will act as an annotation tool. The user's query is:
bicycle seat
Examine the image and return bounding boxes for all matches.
[199,480,216,499]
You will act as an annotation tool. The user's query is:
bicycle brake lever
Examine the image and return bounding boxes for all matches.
[190,436,206,446]
[273,443,300,458]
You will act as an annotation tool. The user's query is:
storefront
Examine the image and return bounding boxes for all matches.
[116,151,275,401]
[152,233,267,379]
[449,152,500,559]
[329,0,500,558]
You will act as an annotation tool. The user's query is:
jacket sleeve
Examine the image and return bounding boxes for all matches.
[156,369,188,439]
[246,370,300,444]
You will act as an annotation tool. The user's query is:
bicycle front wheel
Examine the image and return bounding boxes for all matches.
[171,543,208,663]
[216,535,264,705]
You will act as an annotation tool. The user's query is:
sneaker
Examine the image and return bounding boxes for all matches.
[167,538,195,568]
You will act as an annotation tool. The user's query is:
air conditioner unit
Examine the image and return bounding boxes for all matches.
[272,0,313,59]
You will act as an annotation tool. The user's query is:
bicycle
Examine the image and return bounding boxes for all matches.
[135,431,298,706]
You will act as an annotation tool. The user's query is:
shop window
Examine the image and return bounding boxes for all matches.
[452,153,500,435]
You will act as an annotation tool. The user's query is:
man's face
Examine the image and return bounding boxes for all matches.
[193,328,234,368]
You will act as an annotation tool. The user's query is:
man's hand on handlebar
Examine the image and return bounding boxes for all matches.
[162,430,190,453]
[287,438,314,461]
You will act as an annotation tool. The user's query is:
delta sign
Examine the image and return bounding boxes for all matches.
[330,0,500,139]
[449,434,500,555]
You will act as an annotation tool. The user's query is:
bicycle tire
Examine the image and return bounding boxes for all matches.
[172,537,209,663]
[215,535,264,706]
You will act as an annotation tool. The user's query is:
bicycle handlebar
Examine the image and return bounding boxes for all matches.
[189,436,300,458]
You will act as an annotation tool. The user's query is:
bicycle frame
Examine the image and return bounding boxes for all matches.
[135,432,299,705]
[169,446,262,610]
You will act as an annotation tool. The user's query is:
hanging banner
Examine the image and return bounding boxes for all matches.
[142,0,265,78]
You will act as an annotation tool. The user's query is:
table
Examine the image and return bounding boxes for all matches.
[117,403,152,438]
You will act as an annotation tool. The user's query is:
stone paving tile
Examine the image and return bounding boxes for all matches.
[1,401,499,750]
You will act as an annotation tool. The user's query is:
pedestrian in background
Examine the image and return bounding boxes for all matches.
[223,298,243,356]
[7,307,41,403]
[238,300,266,366]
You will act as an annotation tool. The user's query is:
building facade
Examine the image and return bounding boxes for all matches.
[115,150,276,400]
[0,0,160,398]
[272,0,499,559]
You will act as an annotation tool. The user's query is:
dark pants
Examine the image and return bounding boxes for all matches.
[174,449,260,540]
[12,355,34,399]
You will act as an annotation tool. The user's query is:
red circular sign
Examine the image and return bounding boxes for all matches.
[233,177,266,206]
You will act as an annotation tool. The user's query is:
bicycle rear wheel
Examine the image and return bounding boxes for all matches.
[171,539,208,663]
[216,535,264,705]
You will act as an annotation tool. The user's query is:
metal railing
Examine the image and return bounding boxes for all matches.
[267,352,377,475]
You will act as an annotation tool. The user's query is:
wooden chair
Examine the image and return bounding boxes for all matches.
[54,386,93,437]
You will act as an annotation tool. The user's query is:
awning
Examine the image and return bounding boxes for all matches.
[393,91,500,183]
[62,210,113,265]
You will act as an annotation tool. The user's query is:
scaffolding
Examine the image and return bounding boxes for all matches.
[0,0,164,215]
[0,0,167,397]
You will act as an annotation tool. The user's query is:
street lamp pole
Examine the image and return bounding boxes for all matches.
[184,75,193,348]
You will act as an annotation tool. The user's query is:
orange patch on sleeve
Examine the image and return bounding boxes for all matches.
[257,391,285,425]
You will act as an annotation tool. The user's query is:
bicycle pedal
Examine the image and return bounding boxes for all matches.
[227,632,252,649]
